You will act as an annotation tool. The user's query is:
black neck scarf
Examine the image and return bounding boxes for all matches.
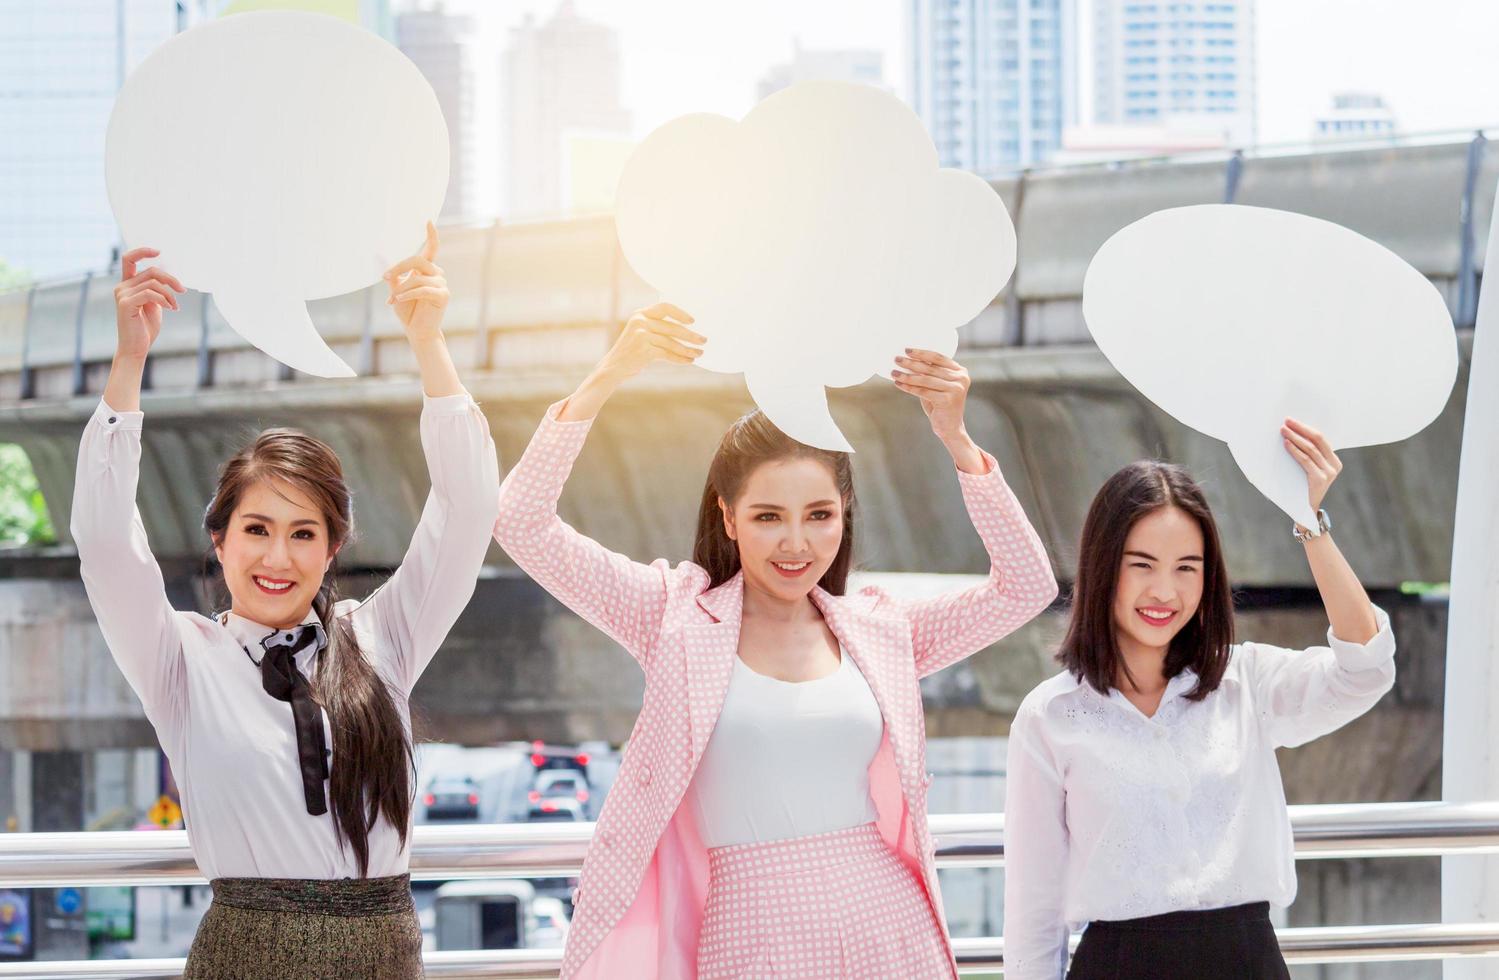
[258,623,331,817]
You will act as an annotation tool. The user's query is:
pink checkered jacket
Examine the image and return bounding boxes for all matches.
[493,404,1059,979]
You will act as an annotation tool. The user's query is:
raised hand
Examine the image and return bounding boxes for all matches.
[892,348,972,441]
[385,221,448,344]
[1281,418,1342,513]
[555,303,703,423]
[114,248,184,360]
[600,303,704,381]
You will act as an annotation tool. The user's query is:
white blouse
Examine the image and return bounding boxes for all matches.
[1001,611,1397,980]
[71,394,499,880]
[687,651,885,848]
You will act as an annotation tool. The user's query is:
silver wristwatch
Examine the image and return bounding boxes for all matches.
[1293,508,1332,543]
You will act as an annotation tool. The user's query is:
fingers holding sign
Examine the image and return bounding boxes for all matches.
[1281,418,1342,513]
[892,348,972,442]
[603,303,706,378]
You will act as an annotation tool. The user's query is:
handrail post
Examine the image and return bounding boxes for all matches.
[70,272,93,396]
[1223,147,1245,204]
[358,283,376,376]
[1006,169,1029,346]
[195,292,213,389]
[18,284,36,400]
[474,218,502,371]
[1456,130,1487,328]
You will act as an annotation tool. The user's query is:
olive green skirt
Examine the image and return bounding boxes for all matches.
[184,873,423,979]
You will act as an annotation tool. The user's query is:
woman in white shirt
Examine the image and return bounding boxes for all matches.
[1002,420,1396,980]
[70,225,499,979]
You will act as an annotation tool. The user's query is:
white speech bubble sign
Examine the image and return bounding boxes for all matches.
[1083,204,1458,527]
[105,11,449,378]
[614,81,1016,451]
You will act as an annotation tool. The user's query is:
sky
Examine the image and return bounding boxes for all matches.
[417,0,1499,147]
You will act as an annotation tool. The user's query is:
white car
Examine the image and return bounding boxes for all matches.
[528,769,590,817]
[529,895,571,948]
[526,797,585,822]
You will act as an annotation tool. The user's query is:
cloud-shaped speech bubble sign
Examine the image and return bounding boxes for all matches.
[1083,204,1458,527]
[105,11,448,378]
[614,81,1016,451]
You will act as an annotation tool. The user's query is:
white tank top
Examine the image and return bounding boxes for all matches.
[687,648,885,848]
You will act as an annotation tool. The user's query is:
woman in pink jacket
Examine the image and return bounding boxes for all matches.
[494,303,1059,979]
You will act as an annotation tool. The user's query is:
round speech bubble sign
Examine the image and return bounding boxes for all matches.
[1083,204,1458,527]
[105,11,448,378]
[614,81,1016,452]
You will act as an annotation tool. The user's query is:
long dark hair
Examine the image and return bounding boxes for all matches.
[204,428,413,877]
[1057,460,1234,700]
[692,410,856,595]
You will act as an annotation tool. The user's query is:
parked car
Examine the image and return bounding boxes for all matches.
[422,775,480,821]
[529,895,571,948]
[527,741,590,779]
[528,769,589,807]
[526,798,585,822]
[433,880,533,950]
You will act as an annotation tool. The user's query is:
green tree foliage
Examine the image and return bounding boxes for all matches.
[0,445,55,545]
[0,258,32,293]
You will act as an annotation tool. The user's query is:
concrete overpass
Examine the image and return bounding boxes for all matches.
[0,136,1488,787]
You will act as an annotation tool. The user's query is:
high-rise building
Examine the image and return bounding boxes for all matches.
[503,1,631,219]
[1091,0,1256,146]
[1313,92,1398,142]
[397,7,499,221]
[907,0,1078,173]
[757,42,887,101]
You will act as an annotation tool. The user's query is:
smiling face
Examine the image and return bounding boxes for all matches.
[212,477,337,630]
[720,456,846,605]
[1112,504,1206,662]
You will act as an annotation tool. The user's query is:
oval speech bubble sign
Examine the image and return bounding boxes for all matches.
[106,11,449,378]
[1083,204,1458,527]
[615,81,1016,451]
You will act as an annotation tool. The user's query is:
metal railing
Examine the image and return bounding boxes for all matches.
[2,130,1491,403]
[2,802,1498,975]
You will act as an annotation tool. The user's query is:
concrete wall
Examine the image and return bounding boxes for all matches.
[0,330,1473,585]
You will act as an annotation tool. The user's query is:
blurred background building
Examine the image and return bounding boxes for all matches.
[906,0,1079,172]
[501,1,631,219]
[396,7,499,221]
[1090,0,1257,147]
[1313,91,1399,142]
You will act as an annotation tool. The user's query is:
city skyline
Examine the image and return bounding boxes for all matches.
[4,0,1498,280]
[414,0,1499,147]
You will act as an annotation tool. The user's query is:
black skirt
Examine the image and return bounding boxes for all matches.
[183,873,423,980]
[1065,901,1290,980]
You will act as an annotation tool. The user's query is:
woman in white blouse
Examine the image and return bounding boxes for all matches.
[70,225,499,979]
[1002,419,1395,980]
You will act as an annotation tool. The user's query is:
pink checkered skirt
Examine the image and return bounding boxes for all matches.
[696,822,955,979]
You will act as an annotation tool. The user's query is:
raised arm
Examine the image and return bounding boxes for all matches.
[888,350,1059,677]
[1002,702,1072,980]
[493,304,705,669]
[73,248,189,734]
[1281,418,1380,643]
[353,226,501,690]
[1248,419,1396,747]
